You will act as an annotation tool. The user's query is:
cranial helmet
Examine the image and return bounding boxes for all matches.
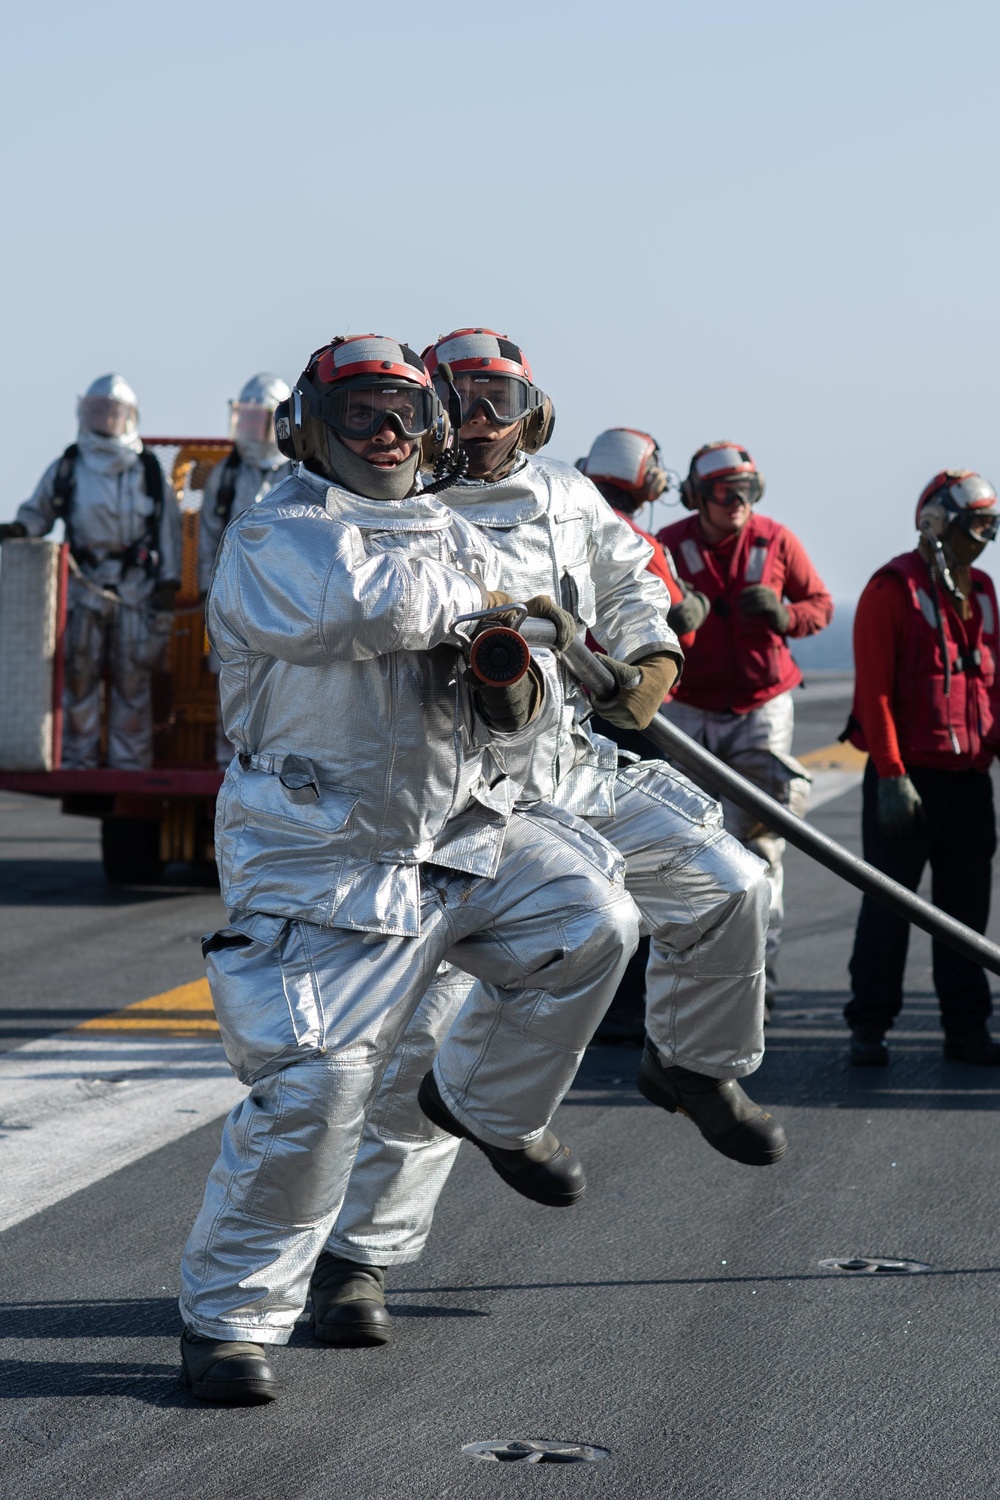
[680,441,764,510]
[274,335,449,500]
[229,372,291,465]
[77,373,139,440]
[577,428,668,504]
[423,329,555,454]
[915,469,1000,542]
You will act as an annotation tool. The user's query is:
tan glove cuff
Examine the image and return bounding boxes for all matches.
[617,651,680,730]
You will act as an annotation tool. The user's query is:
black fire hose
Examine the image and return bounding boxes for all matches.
[495,616,1000,980]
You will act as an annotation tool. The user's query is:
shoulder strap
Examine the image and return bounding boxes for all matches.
[138,446,165,559]
[51,444,79,521]
[214,448,242,521]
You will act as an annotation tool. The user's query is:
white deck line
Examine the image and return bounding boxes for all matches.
[0,1032,245,1233]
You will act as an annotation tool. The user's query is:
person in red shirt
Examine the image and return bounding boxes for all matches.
[576,426,698,1041]
[844,470,1000,1065]
[658,441,833,1013]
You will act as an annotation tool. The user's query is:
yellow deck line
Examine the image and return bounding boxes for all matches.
[72,977,218,1037]
[799,740,868,772]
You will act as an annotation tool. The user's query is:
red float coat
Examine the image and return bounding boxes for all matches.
[847,550,1000,777]
[656,512,833,714]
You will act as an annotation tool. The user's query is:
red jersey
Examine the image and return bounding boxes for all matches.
[848,550,1000,777]
[657,511,833,714]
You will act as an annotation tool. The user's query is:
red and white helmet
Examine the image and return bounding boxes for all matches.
[916,469,1000,540]
[578,428,668,502]
[423,329,554,453]
[274,335,449,468]
[681,441,764,509]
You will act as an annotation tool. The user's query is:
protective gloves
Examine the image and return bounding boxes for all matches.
[668,586,710,636]
[150,580,180,612]
[739,585,790,633]
[592,651,679,731]
[472,666,541,733]
[524,594,577,651]
[0,522,27,543]
[877,775,923,836]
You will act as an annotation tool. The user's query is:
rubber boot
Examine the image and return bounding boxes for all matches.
[943,1025,1000,1065]
[637,1041,787,1166]
[310,1252,391,1348]
[180,1328,280,1405]
[849,1027,889,1066]
[417,1071,586,1206]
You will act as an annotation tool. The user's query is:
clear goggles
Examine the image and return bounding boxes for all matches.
[706,477,759,506]
[434,371,540,427]
[229,402,277,446]
[320,378,436,440]
[79,395,137,438]
[957,509,1000,543]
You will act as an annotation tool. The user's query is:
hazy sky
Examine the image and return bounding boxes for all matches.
[2,0,997,602]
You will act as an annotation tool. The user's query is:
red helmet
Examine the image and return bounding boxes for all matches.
[681,441,764,509]
[423,329,554,453]
[578,428,668,502]
[274,335,449,470]
[915,469,1000,539]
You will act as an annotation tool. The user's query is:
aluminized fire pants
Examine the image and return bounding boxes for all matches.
[62,584,170,769]
[179,806,638,1343]
[661,692,811,1003]
[326,758,770,1268]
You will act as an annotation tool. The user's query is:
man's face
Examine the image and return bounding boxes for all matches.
[946,514,997,566]
[337,388,417,469]
[701,478,754,536]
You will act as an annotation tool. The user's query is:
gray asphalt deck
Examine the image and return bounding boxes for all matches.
[4,685,1000,1499]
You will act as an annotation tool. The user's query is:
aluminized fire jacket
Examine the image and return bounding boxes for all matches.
[326,455,771,1270]
[196,451,293,765]
[15,433,182,769]
[179,462,640,1341]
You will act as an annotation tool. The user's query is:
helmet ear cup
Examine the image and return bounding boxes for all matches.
[643,464,668,503]
[919,501,949,539]
[419,395,451,465]
[520,395,555,455]
[680,471,699,510]
[273,397,296,459]
[751,471,765,504]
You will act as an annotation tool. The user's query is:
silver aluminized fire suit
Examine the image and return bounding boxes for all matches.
[196,451,292,765]
[326,455,770,1269]
[14,430,182,768]
[196,454,293,595]
[179,462,639,1343]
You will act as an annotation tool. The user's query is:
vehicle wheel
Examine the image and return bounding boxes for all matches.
[100,817,163,885]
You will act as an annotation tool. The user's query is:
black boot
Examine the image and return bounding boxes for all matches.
[180,1328,280,1405]
[636,1042,787,1166]
[943,1026,1000,1065]
[849,1027,889,1066]
[310,1252,391,1347]
[417,1071,586,1206]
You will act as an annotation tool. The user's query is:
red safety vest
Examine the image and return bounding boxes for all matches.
[849,550,999,766]
[656,513,802,713]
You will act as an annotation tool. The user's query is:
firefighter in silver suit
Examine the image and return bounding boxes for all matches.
[197,372,293,766]
[313,330,781,1351]
[0,375,182,768]
[177,336,640,1404]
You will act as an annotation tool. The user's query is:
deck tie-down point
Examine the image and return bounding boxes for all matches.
[462,1439,611,1463]
[819,1257,931,1274]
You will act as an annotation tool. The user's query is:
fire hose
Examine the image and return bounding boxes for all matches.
[464,611,1000,980]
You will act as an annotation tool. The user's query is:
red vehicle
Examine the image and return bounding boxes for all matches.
[0,438,231,884]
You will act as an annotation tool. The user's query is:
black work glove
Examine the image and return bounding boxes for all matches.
[667,586,710,635]
[739,585,790,633]
[592,651,679,730]
[150,580,180,612]
[0,522,27,543]
[524,594,577,651]
[473,664,541,733]
[877,775,922,836]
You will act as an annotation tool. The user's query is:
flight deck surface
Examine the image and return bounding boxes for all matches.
[3,681,999,1500]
